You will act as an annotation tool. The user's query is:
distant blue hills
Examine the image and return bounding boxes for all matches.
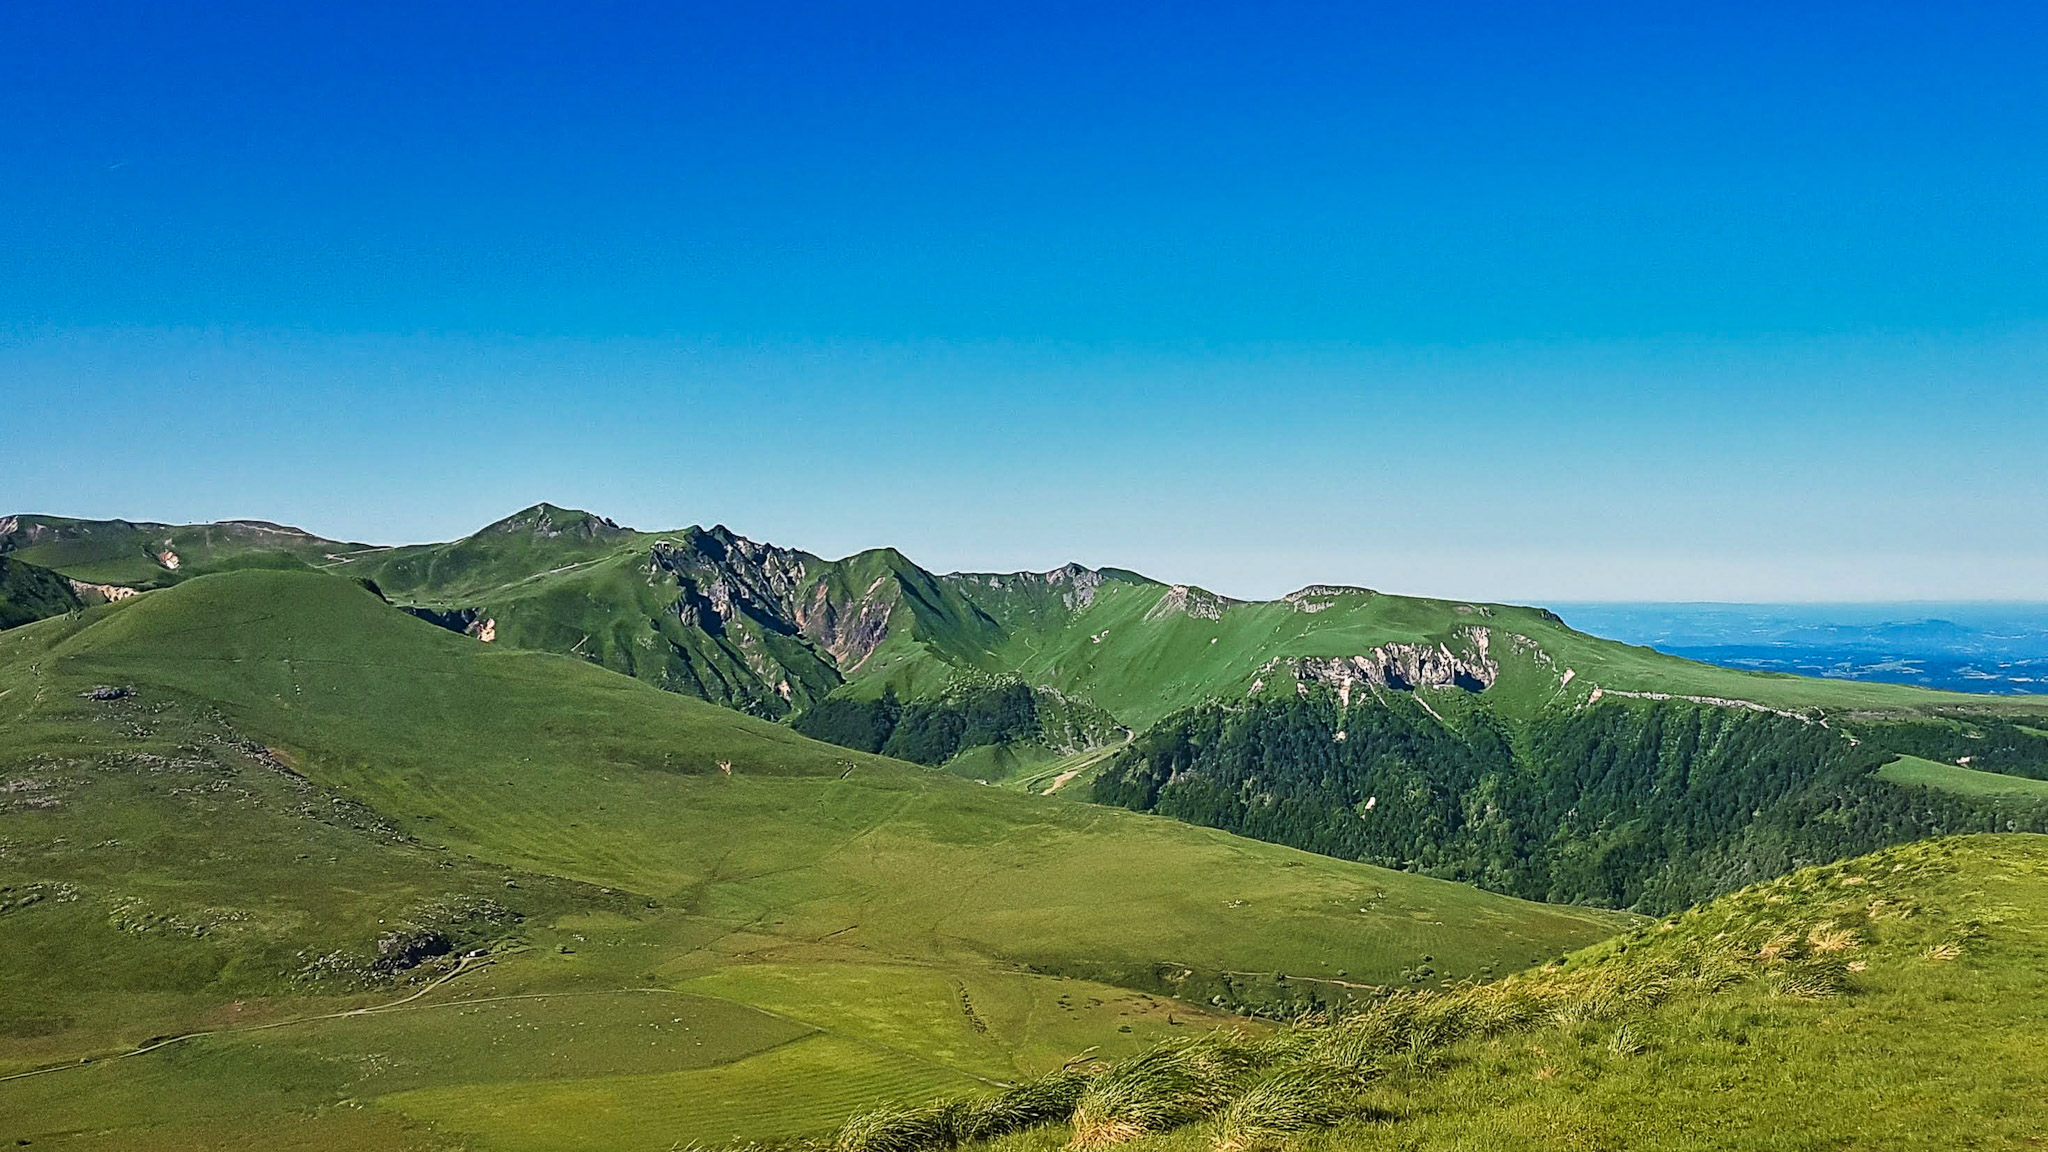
[1551,603,2048,694]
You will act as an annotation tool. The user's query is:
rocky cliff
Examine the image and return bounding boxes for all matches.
[1267,628,1500,703]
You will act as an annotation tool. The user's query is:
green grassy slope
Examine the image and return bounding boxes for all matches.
[21,505,2048,905]
[25,505,2041,734]
[1878,754,2048,800]
[1331,833,2048,1150]
[0,514,360,589]
[0,556,83,629]
[0,569,1624,1151]
[832,833,2048,1152]
[941,576,2048,729]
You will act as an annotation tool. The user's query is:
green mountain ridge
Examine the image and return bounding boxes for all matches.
[0,513,362,590]
[0,566,1623,1150]
[18,504,2043,735]
[10,504,2048,916]
[6,510,2048,1149]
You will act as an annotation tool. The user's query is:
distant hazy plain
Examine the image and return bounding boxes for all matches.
[1554,603,2048,694]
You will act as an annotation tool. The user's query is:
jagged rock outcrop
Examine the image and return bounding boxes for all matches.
[66,579,140,602]
[399,606,496,641]
[651,527,812,636]
[1283,585,1377,613]
[1045,563,1106,609]
[645,530,994,676]
[1145,584,1231,622]
[1268,628,1498,703]
[797,579,895,668]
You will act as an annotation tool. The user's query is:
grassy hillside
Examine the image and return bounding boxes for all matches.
[0,555,83,629]
[0,514,358,589]
[0,569,1624,1151]
[939,575,2048,728]
[1878,754,2048,800]
[817,833,2048,1152]
[1092,691,2048,913]
[19,504,2048,911]
[20,504,2043,738]
[340,504,2048,741]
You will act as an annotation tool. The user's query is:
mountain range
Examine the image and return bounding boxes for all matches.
[3,505,2048,1150]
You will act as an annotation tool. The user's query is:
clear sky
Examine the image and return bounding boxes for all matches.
[4,2,2046,602]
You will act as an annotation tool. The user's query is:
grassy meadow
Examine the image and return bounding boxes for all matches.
[1877,754,2048,800]
[0,570,1624,1150]
[823,833,2048,1152]
[8,515,2048,1151]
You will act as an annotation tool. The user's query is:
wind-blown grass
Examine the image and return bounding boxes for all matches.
[815,835,2048,1152]
[1209,1067,1360,1151]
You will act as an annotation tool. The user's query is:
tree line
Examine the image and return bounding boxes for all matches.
[1091,692,2048,913]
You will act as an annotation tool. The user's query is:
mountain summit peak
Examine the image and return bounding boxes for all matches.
[484,503,628,539]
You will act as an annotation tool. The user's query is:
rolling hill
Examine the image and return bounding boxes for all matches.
[0,514,363,589]
[817,832,2048,1152]
[6,507,2048,1148]
[0,568,1625,1151]
[0,556,83,630]
[10,504,2046,917]
[17,503,2043,737]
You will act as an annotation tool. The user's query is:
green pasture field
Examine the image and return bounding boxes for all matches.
[868,834,2048,1152]
[1877,753,2048,800]
[0,570,1625,1149]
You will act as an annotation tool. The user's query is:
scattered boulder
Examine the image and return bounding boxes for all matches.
[372,928,453,973]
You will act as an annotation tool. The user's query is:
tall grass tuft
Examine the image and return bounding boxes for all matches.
[1303,994,1418,1069]
[1068,1046,1236,1149]
[1461,981,1542,1037]
[1171,1030,1275,1082]
[953,1072,1088,1143]
[1210,1067,1356,1151]
[1769,955,1854,999]
[835,1070,1091,1152]
[1673,942,1748,994]
[832,1102,963,1152]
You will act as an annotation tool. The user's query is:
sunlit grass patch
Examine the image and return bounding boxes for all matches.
[807,836,2048,1152]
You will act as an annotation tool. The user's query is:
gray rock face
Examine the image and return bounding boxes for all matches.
[797,580,894,669]
[650,527,811,636]
[648,526,909,672]
[1145,584,1230,622]
[1274,629,1499,702]
[1045,563,1106,610]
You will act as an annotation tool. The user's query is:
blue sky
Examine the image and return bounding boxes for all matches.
[4,2,2046,601]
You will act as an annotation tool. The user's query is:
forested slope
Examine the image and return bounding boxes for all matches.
[1093,690,2048,912]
